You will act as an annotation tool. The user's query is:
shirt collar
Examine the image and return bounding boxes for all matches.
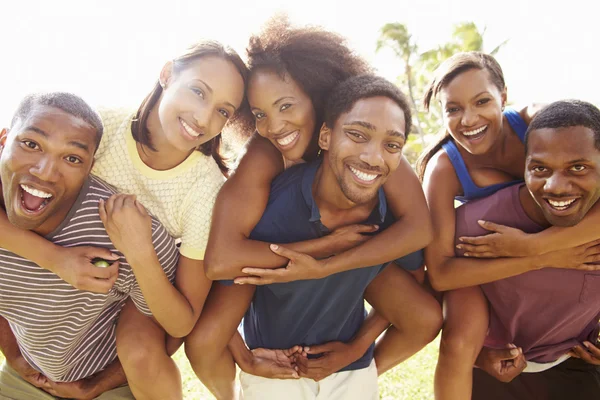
[300,158,388,224]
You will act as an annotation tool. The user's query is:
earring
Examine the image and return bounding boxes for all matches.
[160,81,166,89]
[317,148,322,157]
[501,104,506,111]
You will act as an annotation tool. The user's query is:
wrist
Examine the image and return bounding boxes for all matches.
[123,245,157,267]
[42,245,66,273]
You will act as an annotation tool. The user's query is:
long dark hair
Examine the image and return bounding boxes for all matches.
[416,51,506,181]
[131,41,252,173]
[246,16,372,161]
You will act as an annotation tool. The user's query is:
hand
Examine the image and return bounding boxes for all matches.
[295,341,361,382]
[327,224,379,254]
[99,194,153,260]
[44,378,98,400]
[535,239,600,271]
[7,355,51,390]
[475,344,527,383]
[235,245,327,285]
[245,346,303,379]
[50,246,120,293]
[457,221,532,257]
[569,341,600,365]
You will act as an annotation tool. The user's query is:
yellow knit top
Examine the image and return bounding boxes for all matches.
[93,108,225,260]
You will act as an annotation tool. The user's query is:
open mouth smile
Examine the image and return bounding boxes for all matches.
[19,184,54,214]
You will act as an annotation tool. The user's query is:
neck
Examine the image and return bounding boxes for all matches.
[518,185,551,228]
[312,159,378,229]
[141,104,195,171]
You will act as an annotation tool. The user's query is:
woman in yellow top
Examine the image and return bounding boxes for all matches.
[0,41,251,399]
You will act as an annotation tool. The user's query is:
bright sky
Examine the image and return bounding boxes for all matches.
[2,0,598,125]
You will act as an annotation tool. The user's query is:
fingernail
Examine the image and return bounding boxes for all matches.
[478,220,485,224]
[464,253,470,257]
[584,342,591,348]
[456,245,463,249]
[459,237,465,242]
[373,225,379,229]
[270,244,279,250]
[510,349,519,356]
[304,346,310,352]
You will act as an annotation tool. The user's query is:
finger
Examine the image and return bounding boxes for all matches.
[477,220,506,233]
[123,195,137,209]
[304,343,332,354]
[270,244,303,261]
[83,277,116,294]
[85,246,120,261]
[233,276,272,285]
[240,268,282,277]
[576,264,600,271]
[464,251,497,258]
[488,347,522,361]
[98,199,107,224]
[458,235,489,245]
[105,194,118,216]
[583,341,600,358]
[112,194,126,211]
[134,199,147,215]
[352,224,379,233]
[571,346,598,364]
[456,243,491,253]
[87,261,119,279]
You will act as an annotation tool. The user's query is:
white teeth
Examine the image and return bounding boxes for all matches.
[181,119,202,137]
[21,185,52,199]
[463,125,488,136]
[276,131,299,146]
[349,166,379,182]
[548,199,576,210]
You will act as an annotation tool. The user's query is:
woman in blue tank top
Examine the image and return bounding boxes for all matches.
[415,52,543,399]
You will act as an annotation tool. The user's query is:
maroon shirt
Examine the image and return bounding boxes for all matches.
[455,184,600,363]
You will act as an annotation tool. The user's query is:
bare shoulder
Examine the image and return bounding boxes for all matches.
[228,135,284,185]
[423,149,461,196]
[517,103,547,125]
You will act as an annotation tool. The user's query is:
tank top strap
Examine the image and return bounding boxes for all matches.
[441,140,478,197]
[503,108,528,143]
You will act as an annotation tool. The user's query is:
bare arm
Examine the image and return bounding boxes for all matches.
[424,152,541,292]
[205,136,352,280]
[322,156,433,275]
[0,209,118,292]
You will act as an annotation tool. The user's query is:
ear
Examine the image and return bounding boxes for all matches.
[159,61,174,89]
[501,86,508,108]
[318,123,331,151]
[0,128,9,153]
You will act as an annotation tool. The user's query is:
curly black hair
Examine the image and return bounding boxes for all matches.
[246,15,372,160]
[525,100,600,151]
[324,74,412,137]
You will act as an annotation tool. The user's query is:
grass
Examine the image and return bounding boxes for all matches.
[174,335,440,399]
[0,336,439,399]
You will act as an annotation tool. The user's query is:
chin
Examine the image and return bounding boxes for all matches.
[544,214,581,228]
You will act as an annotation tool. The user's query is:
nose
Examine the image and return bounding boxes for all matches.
[267,116,285,136]
[29,156,60,183]
[193,106,213,132]
[461,107,478,127]
[543,172,572,195]
[358,141,385,170]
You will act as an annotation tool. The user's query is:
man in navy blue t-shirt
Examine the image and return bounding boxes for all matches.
[233,75,435,400]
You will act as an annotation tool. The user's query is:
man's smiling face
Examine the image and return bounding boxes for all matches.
[0,105,96,235]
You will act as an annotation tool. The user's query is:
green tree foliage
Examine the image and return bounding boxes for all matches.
[377,22,508,165]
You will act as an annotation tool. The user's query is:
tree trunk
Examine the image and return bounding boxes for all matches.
[405,61,426,147]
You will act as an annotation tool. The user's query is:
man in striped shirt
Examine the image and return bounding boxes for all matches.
[0,93,179,399]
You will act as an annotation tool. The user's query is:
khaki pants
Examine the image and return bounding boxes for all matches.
[0,362,134,400]
[240,360,379,400]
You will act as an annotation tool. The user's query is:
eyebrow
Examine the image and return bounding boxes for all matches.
[344,121,405,139]
[273,97,295,106]
[528,157,591,165]
[445,91,491,105]
[192,79,237,112]
[23,126,91,153]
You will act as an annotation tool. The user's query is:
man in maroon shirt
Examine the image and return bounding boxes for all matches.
[454,100,600,399]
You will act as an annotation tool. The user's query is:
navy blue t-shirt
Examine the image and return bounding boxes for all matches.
[243,159,423,373]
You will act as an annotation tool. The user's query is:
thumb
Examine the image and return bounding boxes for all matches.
[490,346,522,361]
[134,199,148,215]
[354,224,379,233]
[305,343,333,354]
[98,199,107,225]
[270,244,302,261]
[478,220,504,233]
[88,246,120,261]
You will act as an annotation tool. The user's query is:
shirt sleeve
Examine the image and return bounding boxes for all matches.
[179,166,225,260]
[128,219,179,316]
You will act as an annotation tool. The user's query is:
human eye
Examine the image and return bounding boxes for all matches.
[386,142,403,152]
[571,164,587,172]
[280,103,292,112]
[218,109,230,119]
[21,140,40,150]
[531,165,547,173]
[191,87,205,99]
[253,111,266,120]
[65,155,83,164]
[346,130,365,141]
[476,98,491,106]
[445,107,459,114]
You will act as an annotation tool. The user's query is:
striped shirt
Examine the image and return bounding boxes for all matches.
[0,175,179,382]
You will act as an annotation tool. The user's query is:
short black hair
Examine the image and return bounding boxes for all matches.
[11,92,103,150]
[525,100,600,152]
[324,75,412,137]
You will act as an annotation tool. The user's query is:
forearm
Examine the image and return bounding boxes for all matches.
[349,309,390,355]
[227,331,253,371]
[85,358,127,397]
[0,210,61,272]
[325,216,430,275]
[127,250,194,337]
[528,201,600,255]
[206,235,334,280]
[0,315,21,362]
[428,253,539,292]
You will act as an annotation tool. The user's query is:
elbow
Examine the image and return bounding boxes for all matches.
[427,267,450,293]
[167,322,194,339]
[204,251,231,281]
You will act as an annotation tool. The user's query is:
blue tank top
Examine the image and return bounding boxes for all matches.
[441,108,528,203]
